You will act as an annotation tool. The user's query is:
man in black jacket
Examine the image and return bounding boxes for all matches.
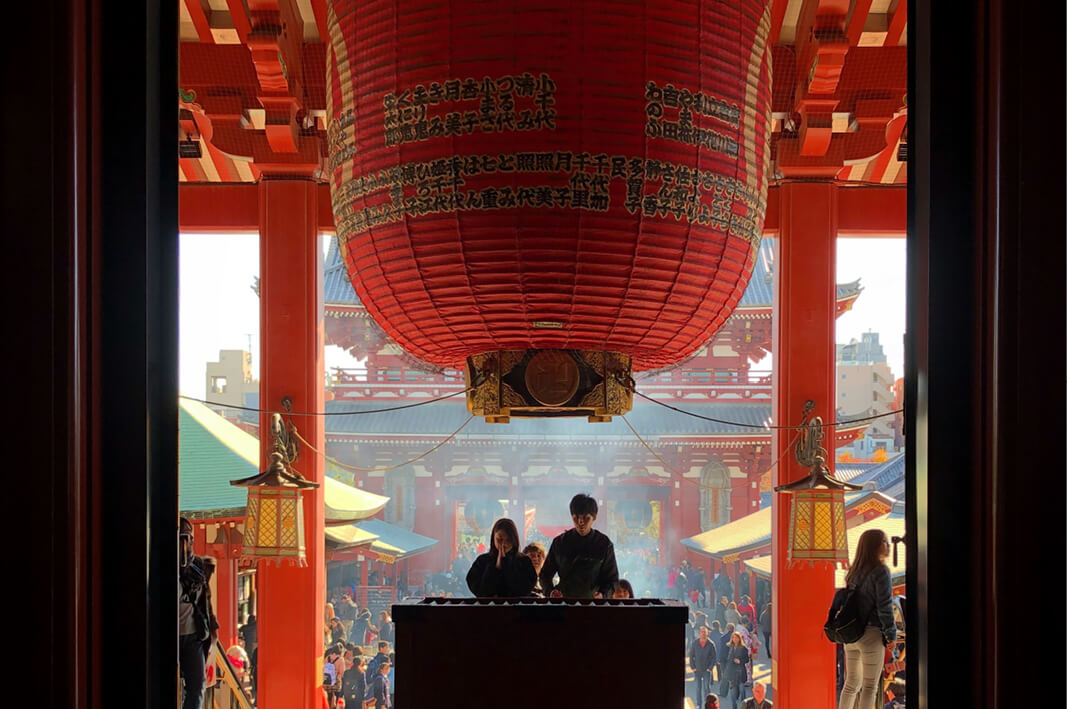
[741,681,772,709]
[179,518,218,709]
[689,624,718,704]
[539,494,619,599]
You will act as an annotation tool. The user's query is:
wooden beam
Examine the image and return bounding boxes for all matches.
[183,0,214,43]
[885,0,907,46]
[179,181,335,231]
[863,113,907,184]
[224,0,252,42]
[179,182,905,236]
[309,0,329,43]
[845,0,874,45]
[770,0,791,45]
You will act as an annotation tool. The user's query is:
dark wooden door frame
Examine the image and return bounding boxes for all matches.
[9,0,178,706]
[907,1,1065,706]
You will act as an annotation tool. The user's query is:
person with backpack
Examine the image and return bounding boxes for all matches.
[365,641,391,679]
[833,529,898,709]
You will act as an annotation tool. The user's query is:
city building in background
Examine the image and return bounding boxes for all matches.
[205,349,258,409]
[836,332,900,459]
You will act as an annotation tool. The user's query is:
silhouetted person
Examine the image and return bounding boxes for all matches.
[540,494,619,598]
[466,518,537,597]
[179,517,218,709]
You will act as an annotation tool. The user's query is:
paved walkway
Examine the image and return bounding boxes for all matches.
[683,652,773,709]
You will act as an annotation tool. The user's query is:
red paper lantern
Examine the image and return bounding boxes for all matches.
[327,0,773,414]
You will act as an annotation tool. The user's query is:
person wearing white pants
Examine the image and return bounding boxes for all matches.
[838,530,898,709]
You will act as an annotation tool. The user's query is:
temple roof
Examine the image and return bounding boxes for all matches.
[319,398,772,438]
[324,236,359,307]
[834,461,880,482]
[179,398,390,518]
[851,452,906,500]
[351,519,438,561]
[179,398,257,514]
[324,237,863,313]
[238,393,869,441]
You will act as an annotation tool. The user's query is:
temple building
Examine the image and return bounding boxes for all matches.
[316,237,869,584]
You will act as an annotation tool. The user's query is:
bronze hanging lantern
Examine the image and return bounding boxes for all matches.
[231,404,319,567]
[774,401,863,568]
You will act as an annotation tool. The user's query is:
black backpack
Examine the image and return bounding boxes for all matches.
[824,584,874,644]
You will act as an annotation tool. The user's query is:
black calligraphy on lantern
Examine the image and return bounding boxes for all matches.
[331,151,765,247]
[644,82,742,158]
[381,73,558,146]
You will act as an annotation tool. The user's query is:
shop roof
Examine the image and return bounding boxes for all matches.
[179,398,390,521]
[680,491,877,559]
[353,519,438,561]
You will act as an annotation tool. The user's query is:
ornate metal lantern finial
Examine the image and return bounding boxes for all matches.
[776,400,864,494]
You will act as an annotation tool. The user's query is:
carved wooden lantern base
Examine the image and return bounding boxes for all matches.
[465,349,633,423]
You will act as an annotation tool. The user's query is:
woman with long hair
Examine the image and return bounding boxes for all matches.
[722,631,750,709]
[838,528,898,709]
[465,518,537,598]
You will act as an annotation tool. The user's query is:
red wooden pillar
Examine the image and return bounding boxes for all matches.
[771,182,838,705]
[256,178,325,709]
[667,478,684,567]
[208,525,240,646]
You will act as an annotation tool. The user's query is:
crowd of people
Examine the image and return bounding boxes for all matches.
[179,507,904,709]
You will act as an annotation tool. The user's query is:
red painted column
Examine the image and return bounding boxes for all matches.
[667,478,684,568]
[208,525,239,646]
[771,182,838,705]
[214,554,239,645]
[256,178,325,709]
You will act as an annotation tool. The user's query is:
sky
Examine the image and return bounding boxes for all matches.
[178,233,906,398]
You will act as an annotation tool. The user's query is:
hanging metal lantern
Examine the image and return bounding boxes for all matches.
[231,411,319,566]
[774,401,862,567]
[326,0,774,420]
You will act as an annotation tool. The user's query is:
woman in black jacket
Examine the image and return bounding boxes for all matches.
[466,518,537,598]
[838,529,898,709]
[722,631,750,709]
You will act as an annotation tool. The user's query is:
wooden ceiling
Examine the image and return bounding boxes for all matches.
[178,0,906,186]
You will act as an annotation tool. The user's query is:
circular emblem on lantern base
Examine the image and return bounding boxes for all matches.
[525,350,580,406]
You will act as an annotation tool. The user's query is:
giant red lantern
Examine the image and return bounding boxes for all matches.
[327,0,773,421]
